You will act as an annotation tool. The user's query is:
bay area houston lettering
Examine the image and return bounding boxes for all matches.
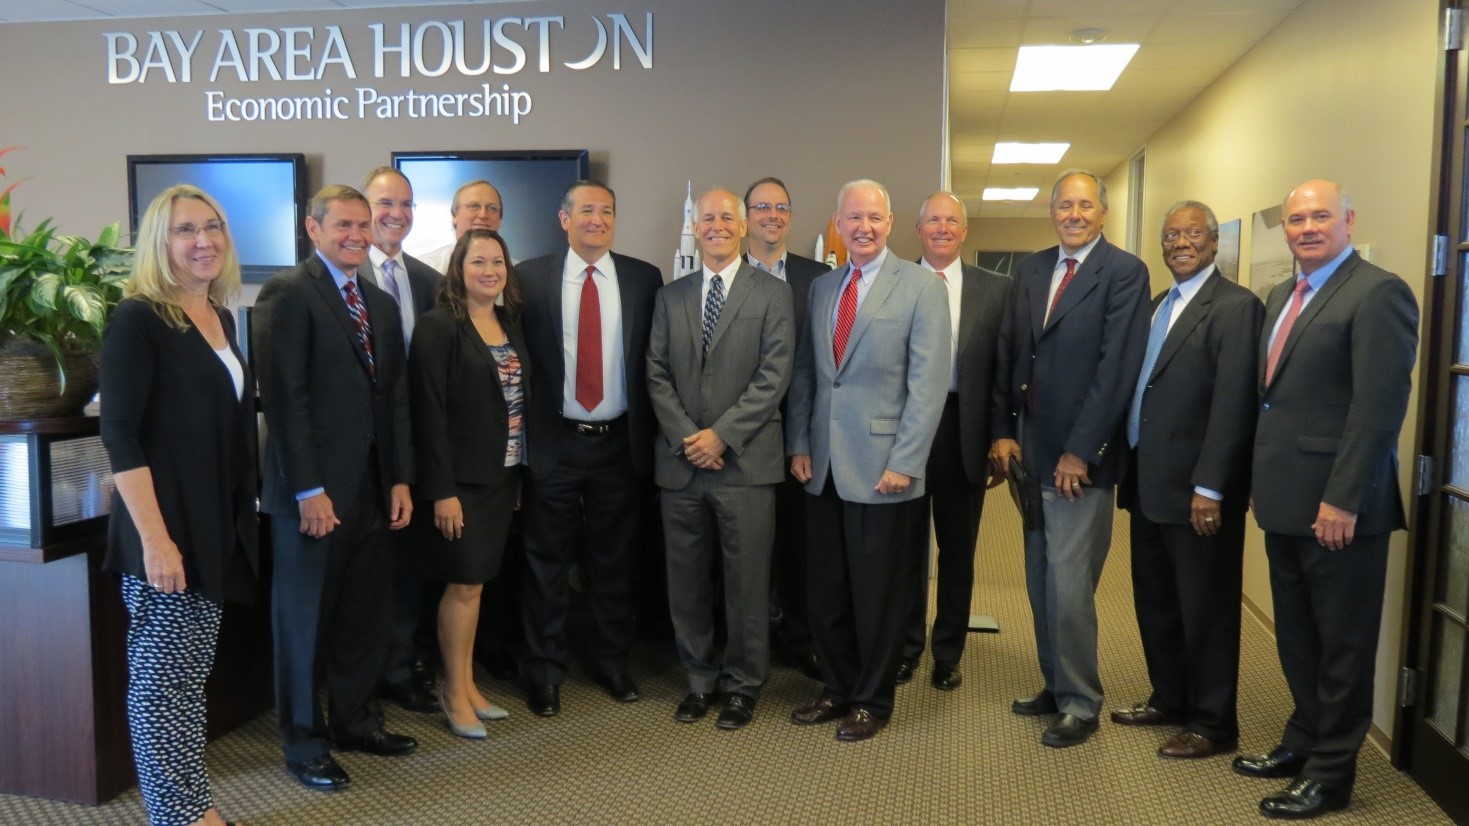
[102,14,654,125]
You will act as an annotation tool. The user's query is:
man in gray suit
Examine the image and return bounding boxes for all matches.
[360,166,447,717]
[899,192,1011,691]
[787,179,950,742]
[1114,200,1262,759]
[1233,180,1417,820]
[647,188,794,730]
[990,169,1151,748]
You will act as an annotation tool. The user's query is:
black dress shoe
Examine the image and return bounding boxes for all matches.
[286,754,350,790]
[931,661,963,691]
[596,672,640,703]
[674,692,711,723]
[1109,701,1179,726]
[895,658,918,685]
[526,684,560,717]
[379,678,441,714]
[1259,778,1350,819]
[332,728,418,757]
[1011,690,1059,716]
[1233,746,1307,779]
[1042,713,1099,748]
[716,694,755,730]
[835,708,888,742]
[408,658,437,693]
[790,695,847,725]
[796,651,824,682]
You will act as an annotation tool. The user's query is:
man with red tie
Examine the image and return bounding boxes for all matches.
[990,169,1151,748]
[514,181,663,716]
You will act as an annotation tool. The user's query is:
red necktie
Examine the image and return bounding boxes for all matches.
[833,267,861,367]
[575,266,604,411]
[1265,277,1311,386]
[342,278,375,378]
[1046,257,1078,323]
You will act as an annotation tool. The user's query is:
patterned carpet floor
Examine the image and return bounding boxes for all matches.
[0,502,1453,825]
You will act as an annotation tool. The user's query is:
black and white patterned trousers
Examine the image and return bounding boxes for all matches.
[120,574,222,826]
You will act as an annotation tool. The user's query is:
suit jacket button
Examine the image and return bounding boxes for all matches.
[833,381,841,388]
[1020,383,1029,392]
[1261,402,1270,410]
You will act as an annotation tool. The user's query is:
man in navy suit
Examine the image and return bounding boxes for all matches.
[515,181,663,716]
[1114,200,1262,759]
[991,169,1150,747]
[743,176,829,681]
[1233,180,1417,819]
[359,166,445,716]
[255,185,418,790]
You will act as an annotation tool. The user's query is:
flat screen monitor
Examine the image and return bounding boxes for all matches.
[127,153,309,283]
[392,150,589,265]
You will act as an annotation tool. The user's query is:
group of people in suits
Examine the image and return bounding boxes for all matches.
[991,170,1417,821]
[99,160,1417,823]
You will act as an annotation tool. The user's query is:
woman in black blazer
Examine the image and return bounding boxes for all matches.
[409,228,528,739]
[99,184,257,826]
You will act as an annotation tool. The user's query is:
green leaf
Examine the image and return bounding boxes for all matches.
[96,222,120,249]
[62,284,105,329]
[29,271,59,311]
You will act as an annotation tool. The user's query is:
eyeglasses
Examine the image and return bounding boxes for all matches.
[1162,228,1209,243]
[748,202,791,214]
[460,202,502,215]
[373,199,415,211]
[170,220,227,239]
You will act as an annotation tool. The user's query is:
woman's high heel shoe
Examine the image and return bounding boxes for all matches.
[474,701,510,721]
[438,685,487,739]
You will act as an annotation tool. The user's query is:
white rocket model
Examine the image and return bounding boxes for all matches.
[673,180,701,279]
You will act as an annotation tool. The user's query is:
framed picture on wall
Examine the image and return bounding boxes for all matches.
[975,250,1032,277]
[1216,218,1241,282]
[1249,205,1296,300]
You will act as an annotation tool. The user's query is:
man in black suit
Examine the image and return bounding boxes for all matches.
[990,169,1150,748]
[899,192,1010,691]
[359,166,445,716]
[743,176,828,681]
[255,185,418,790]
[1233,180,1417,819]
[516,180,663,716]
[1113,200,1262,759]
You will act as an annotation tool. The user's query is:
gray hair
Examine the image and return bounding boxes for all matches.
[1282,180,1352,214]
[1161,200,1219,240]
[835,179,892,213]
[1049,169,1108,211]
[916,191,968,226]
[698,188,747,221]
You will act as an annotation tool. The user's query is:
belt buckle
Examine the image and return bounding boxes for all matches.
[575,421,607,434]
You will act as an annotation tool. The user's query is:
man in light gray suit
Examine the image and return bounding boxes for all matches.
[787,179,950,742]
[647,188,794,731]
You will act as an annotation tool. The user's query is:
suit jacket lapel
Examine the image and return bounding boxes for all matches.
[613,253,642,362]
[1151,275,1214,378]
[1044,244,1104,332]
[545,252,568,389]
[1270,255,1357,384]
[815,271,841,374]
[307,260,374,377]
[705,263,756,360]
[837,257,898,374]
[956,266,981,358]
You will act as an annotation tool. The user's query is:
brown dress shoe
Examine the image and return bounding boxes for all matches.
[1158,730,1237,759]
[835,708,888,742]
[790,695,847,725]
[1109,702,1180,726]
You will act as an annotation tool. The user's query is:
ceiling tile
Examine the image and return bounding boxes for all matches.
[1146,11,1289,46]
[948,17,1026,48]
[949,47,1019,74]
[1020,15,1159,45]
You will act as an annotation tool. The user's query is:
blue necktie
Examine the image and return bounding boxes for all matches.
[702,274,725,363]
[1127,286,1178,448]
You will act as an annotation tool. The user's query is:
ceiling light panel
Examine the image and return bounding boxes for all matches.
[1010,44,1140,91]
[992,142,1070,164]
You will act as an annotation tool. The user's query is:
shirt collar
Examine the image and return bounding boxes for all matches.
[704,257,740,288]
[368,245,405,272]
[1300,244,1355,292]
[848,247,888,281]
[316,250,357,290]
[1057,234,1103,268]
[1172,263,1215,301]
[568,249,614,277]
[920,257,961,281]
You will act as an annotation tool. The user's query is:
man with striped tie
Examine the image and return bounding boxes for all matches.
[255,184,418,790]
[786,179,950,742]
[646,188,793,730]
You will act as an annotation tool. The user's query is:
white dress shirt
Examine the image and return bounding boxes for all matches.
[561,250,627,420]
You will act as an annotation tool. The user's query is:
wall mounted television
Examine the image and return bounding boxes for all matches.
[392,149,589,264]
[127,153,309,283]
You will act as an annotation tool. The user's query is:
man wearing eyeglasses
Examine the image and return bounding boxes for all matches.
[1113,201,1262,761]
[743,176,829,682]
[360,167,446,718]
[420,179,505,274]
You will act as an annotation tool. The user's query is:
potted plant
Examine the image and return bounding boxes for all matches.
[0,219,132,418]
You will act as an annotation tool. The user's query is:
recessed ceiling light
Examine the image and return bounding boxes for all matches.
[983,187,1040,201]
[992,142,1070,164]
[1010,44,1140,92]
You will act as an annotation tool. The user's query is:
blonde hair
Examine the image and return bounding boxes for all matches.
[125,184,241,329]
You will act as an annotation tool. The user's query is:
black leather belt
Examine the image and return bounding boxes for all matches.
[562,414,626,435]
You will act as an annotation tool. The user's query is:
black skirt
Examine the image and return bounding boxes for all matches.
[412,469,520,584]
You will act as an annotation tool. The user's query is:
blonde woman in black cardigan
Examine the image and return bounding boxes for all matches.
[100,184,257,826]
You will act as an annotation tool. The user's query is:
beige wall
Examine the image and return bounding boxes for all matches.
[961,217,1057,265]
[0,0,944,297]
[1105,0,1440,739]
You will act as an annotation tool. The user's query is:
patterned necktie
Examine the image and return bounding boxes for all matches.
[379,258,402,303]
[1127,286,1180,447]
[1265,277,1311,386]
[342,278,375,378]
[833,267,861,367]
[702,273,725,363]
[575,266,604,411]
[1046,257,1079,324]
